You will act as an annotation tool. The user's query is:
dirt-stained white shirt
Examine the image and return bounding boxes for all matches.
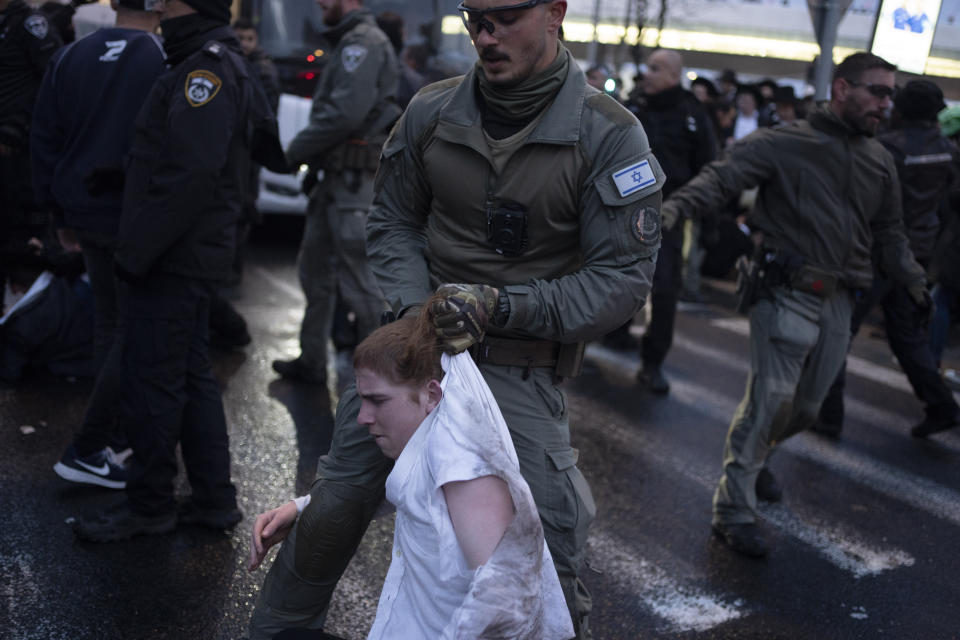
[367,353,573,640]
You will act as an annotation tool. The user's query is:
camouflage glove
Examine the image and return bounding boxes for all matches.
[430,284,499,354]
[907,280,935,327]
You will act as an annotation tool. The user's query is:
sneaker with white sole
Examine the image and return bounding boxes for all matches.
[53,445,127,489]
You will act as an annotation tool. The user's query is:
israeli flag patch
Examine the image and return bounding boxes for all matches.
[612,160,656,198]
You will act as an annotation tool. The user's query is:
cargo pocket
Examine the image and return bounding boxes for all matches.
[769,294,820,360]
[533,375,567,420]
[539,447,597,572]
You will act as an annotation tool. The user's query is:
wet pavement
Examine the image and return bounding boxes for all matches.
[2,216,959,639]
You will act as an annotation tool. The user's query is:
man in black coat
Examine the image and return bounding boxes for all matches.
[815,79,960,438]
[0,0,61,291]
[616,48,717,394]
[74,0,283,541]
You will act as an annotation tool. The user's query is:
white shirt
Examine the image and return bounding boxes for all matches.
[733,112,759,140]
[367,353,573,640]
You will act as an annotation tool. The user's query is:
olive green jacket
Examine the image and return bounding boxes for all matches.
[286,9,399,166]
[367,56,665,343]
[662,105,925,290]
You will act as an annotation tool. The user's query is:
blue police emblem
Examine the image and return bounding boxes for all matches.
[184,70,222,107]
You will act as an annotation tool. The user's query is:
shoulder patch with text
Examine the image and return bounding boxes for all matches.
[184,69,222,107]
[341,45,368,73]
[24,14,49,39]
[611,160,656,198]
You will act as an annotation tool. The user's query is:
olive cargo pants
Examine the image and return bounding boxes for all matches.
[713,286,853,525]
[250,363,596,639]
[296,171,387,376]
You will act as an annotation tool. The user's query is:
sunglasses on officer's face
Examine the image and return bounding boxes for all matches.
[457,0,554,36]
[846,80,896,99]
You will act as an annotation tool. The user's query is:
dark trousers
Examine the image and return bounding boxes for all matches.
[641,225,684,368]
[73,234,125,456]
[120,275,236,515]
[820,272,958,427]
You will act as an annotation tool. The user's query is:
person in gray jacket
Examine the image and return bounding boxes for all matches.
[661,52,929,558]
[271,0,400,386]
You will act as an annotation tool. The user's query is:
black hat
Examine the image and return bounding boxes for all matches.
[894,80,946,122]
[116,0,164,11]
[691,76,718,98]
[773,85,797,105]
[183,0,232,23]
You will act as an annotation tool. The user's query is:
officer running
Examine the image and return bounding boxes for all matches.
[661,52,929,558]
[248,1,663,637]
[271,0,400,387]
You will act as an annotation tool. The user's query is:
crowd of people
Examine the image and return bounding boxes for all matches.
[2,0,960,637]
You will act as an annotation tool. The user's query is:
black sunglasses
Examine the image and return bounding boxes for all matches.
[846,80,896,99]
[457,0,553,36]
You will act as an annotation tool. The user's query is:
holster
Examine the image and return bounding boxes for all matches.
[734,254,762,315]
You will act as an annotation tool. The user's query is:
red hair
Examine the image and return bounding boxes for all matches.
[353,295,446,387]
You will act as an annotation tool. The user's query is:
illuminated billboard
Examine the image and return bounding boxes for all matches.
[871,0,944,73]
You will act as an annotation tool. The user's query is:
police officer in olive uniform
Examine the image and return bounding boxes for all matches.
[661,52,929,558]
[271,0,400,386]
[74,0,283,542]
[0,0,61,282]
[249,2,663,637]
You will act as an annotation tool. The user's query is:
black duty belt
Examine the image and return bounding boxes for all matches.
[469,336,560,368]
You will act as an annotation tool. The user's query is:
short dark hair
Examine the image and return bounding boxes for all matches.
[833,52,896,83]
[233,18,255,31]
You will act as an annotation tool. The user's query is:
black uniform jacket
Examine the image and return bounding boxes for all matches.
[627,85,717,197]
[116,25,281,283]
[0,0,61,147]
[878,121,960,264]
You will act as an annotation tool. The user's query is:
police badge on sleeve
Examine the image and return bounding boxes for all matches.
[184,70,223,107]
[24,15,49,39]
[341,45,368,73]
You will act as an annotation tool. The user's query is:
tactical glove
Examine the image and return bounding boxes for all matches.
[907,280,935,327]
[430,283,498,354]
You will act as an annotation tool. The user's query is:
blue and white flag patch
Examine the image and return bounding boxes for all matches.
[612,160,656,198]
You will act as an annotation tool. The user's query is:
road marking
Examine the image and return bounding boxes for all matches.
[588,530,746,631]
[249,265,305,303]
[583,346,939,577]
[1,552,42,639]
[708,316,960,404]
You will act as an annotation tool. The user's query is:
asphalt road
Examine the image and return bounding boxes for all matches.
[2,217,959,640]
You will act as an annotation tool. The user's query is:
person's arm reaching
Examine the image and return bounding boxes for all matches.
[248,499,303,571]
[443,475,515,569]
